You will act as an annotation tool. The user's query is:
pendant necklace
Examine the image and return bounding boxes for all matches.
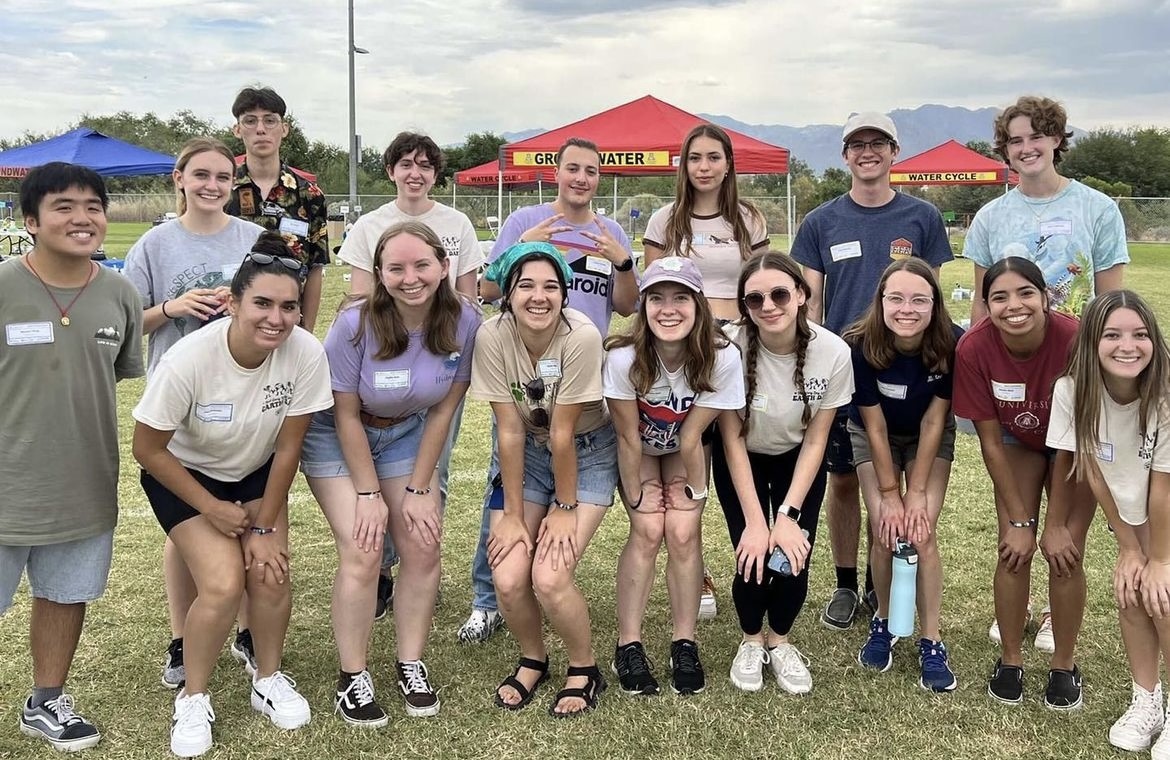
[25,256,97,326]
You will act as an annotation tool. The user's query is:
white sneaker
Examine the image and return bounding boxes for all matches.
[699,568,718,621]
[457,608,504,644]
[251,671,311,729]
[171,691,214,758]
[768,643,812,695]
[1033,608,1055,653]
[729,641,768,692]
[988,603,1034,645]
[1154,709,1170,760]
[1110,682,1164,752]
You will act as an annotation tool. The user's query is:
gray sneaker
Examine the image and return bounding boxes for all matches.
[20,694,101,752]
[457,608,503,644]
[821,588,860,630]
[162,638,185,690]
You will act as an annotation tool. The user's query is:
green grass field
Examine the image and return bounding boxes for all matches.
[2,229,1169,758]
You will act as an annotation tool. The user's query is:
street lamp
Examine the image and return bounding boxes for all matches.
[348,0,369,222]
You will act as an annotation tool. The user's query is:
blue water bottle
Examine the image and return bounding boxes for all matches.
[888,539,918,638]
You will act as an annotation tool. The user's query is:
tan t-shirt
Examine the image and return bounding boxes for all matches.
[469,308,607,440]
[643,202,768,299]
[724,321,854,455]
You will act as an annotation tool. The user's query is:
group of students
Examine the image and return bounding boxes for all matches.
[3,90,1170,760]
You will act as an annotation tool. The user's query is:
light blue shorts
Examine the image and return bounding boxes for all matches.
[0,530,115,615]
[300,409,426,480]
[485,423,619,509]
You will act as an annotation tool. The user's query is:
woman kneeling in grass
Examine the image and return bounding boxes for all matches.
[842,258,961,691]
[133,232,332,757]
[472,242,618,717]
[603,257,750,696]
[1047,290,1170,753]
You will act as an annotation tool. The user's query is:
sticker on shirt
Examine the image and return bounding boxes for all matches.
[279,216,310,238]
[261,202,284,218]
[537,358,561,379]
[889,238,913,260]
[750,394,768,412]
[374,369,411,390]
[991,381,1026,402]
[585,256,612,276]
[645,385,671,404]
[6,321,54,346]
[221,262,239,282]
[238,189,257,216]
[877,381,908,400]
[195,403,233,423]
[1096,441,1115,463]
[1039,218,1073,237]
[829,241,862,262]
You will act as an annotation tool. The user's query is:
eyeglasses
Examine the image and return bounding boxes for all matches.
[742,287,792,311]
[845,138,894,154]
[883,294,934,311]
[524,377,550,428]
[246,252,302,271]
[238,114,283,130]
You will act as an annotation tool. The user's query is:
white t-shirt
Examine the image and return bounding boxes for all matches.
[1047,376,1170,525]
[337,200,483,283]
[724,321,854,455]
[133,318,334,481]
[643,203,768,299]
[603,343,744,455]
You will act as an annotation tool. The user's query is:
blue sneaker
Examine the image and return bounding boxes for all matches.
[918,638,957,692]
[858,617,895,672]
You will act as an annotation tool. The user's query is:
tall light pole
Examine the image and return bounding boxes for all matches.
[347,0,369,221]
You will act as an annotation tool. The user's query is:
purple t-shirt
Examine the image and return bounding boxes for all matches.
[491,203,632,335]
[324,299,481,418]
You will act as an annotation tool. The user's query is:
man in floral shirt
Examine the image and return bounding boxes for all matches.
[226,86,330,331]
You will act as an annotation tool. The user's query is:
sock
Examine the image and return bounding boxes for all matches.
[864,566,876,596]
[835,566,858,593]
[31,686,63,708]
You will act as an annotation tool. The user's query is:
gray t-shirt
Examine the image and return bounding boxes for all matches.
[124,217,264,374]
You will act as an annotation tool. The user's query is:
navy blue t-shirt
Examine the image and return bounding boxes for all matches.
[849,323,965,435]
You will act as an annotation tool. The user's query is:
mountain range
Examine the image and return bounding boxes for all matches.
[502,104,1085,175]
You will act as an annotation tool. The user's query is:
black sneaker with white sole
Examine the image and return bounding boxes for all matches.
[397,660,440,717]
[231,628,257,677]
[612,642,660,696]
[374,573,394,621]
[19,694,101,752]
[669,639,706,695]
[987,658,1024,704]
[1045,665,1083,710]
[336,670,389,727]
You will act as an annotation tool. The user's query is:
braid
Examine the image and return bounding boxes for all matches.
[793,316,813,427]
[740,322,761,438]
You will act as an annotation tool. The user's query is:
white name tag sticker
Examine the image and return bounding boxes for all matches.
[750,393,768,412]
[991,381,1026,402]
[645,385,671,403]
[220,263,239,282]
[6,321,54,346]
[374,369,411,390]
[585,256,612,275]
[877,381,908,400]
[1096,442,1115,463]
[195,403,233,423]
[537,358,561,379]
[278,217,310,238]
[1040,219,1073,237]
[830,240,862,262]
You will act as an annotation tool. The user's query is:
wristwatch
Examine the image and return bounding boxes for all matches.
[684,484,708,501]
[780,504,802,523]
[615,256,635,272]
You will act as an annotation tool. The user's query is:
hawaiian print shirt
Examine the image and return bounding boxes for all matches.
[227,162,330,279]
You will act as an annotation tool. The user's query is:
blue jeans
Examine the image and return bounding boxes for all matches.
[469,424,500,611]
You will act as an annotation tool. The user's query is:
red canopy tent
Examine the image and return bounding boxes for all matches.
[455,161,553,188]
[890,140,1017,186]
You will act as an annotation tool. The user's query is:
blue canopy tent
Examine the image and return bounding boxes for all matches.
[0,127,175,178]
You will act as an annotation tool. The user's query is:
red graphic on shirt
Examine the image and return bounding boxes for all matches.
[889,238,913,260]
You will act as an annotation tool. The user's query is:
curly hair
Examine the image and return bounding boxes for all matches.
[993,95,1073,165]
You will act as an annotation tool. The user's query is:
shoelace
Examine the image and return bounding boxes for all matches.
[1115,695,1163,732]
[619,646,653,678]
[734,643,767,674]
[341,668,376,706]
[399,661,431,694]
[673,643,701,674]
[174,694,215,728]
[919,643,949,675]
[258,671,299,700]
[773,645,809,677]
[46,694,83,726]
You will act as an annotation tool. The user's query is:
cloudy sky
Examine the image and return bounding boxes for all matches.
[3,0,1167,150]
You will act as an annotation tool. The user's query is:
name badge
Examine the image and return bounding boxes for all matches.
[750,394,768,412]
[830,241,862,262]
[645,385,671,403]
[6,321,54,346]
[1096,442,1115,463]
[221,263,239,282]
[991,381,1026,402]
[374,369,411,390]
[585,256,612,275]
[195,403,233,423]
[877,381,908,400]
[537,358,561,379]
[1040,219,1073,237]
[279,217,310,238]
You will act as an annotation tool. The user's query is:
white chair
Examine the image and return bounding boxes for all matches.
[486,215,499,238]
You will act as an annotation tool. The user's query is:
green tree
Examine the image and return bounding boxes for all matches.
[1063,127,1170,197]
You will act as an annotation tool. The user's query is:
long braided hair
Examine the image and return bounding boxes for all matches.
[735,250,813,437]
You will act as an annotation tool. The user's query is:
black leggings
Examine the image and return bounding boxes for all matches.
[711,431,826,636]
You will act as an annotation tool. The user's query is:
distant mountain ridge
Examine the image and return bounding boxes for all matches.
[504,104,1085,175]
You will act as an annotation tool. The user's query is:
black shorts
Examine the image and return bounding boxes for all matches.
[141,456,274,534]
[825,408,855,474]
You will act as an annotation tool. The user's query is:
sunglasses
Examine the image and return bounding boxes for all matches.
[524,377,550,428]
[742,286,793,311]
[246,252,302,271]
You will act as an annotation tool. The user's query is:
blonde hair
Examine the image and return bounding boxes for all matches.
[173,137,235,215]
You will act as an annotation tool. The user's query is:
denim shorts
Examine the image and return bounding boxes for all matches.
[300,408,426,480]
[848,419,957,468]
[825,407,855,473]
[485,422,618,509]
[0,530,115,614]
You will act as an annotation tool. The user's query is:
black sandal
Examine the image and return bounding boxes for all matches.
[494,656,550,711]
[548,664,607,718]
